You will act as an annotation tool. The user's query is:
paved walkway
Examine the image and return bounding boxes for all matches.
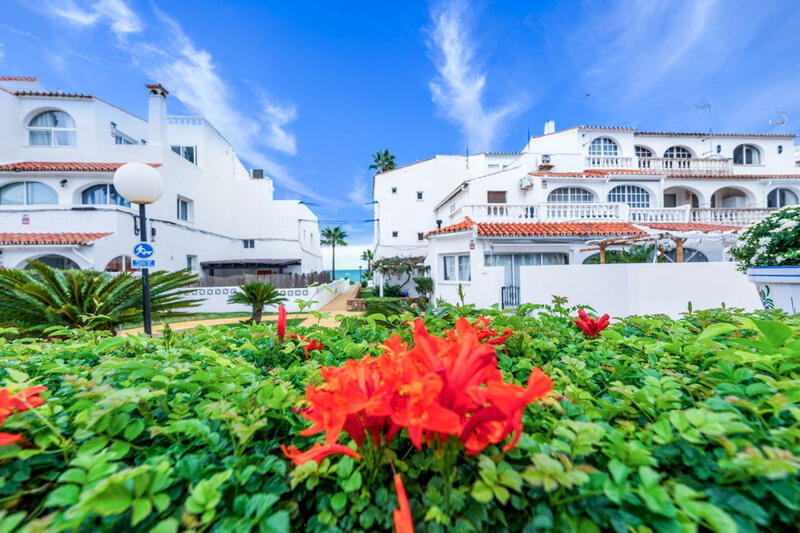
[120,284,363,335]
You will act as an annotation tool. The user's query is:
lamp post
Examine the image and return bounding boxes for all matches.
[113,163,164,335]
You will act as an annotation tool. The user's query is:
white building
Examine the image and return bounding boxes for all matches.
[0,76,322,277]
[373,122,799,304]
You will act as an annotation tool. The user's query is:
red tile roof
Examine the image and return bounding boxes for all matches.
[0,232,112,245]
[13,90,93,99]
[426,217,645,238]
[0,76,37,81]
[640,223,741,232]
[0,162,162,172]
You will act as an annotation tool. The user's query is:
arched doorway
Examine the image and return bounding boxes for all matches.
[710,187,752,208]
[105,255,134,272]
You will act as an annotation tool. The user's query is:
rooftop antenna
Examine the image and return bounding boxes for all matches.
[694,102,713,156]
[769,110,788,134]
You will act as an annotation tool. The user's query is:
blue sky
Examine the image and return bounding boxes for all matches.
[2,0,799,268]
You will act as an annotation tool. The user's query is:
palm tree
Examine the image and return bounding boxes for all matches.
[369,149,396,173]
[321,226,348,280]
[227,281,286,325]
[0,261,199,333]
[360,249,374,272]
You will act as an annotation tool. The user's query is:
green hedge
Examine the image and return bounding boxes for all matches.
[1,303,799,532]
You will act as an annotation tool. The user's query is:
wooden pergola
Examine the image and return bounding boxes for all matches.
[581,227,738,264]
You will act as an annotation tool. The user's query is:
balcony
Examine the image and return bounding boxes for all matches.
[457,203,775,227]
[585,156,732,175]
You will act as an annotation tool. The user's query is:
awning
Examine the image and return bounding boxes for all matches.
[200,258,301,268]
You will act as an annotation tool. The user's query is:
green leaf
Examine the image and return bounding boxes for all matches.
[330,492,347,513]
[471,480,494,503]
[149,518,179,533]
[131,498,152,526]
[124,420,146,441]
[96,336,129,353]
[44,484,80,507]
[697,323,738,342]
[342,471,362,493]
[260,510,290,533]
[752,318,792,349]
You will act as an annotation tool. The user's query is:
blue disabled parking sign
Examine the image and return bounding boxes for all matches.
[132,242,155,269]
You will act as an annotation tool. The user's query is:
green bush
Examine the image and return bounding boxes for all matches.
[1,304,799,532]
[731,205,800,270]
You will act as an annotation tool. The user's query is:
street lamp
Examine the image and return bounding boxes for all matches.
[113,162,164,335]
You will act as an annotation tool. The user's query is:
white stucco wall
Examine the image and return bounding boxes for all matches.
[518,262,761,318]
[189,278,350,313]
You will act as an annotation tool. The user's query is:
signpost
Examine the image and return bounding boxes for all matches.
[132,242,156,269]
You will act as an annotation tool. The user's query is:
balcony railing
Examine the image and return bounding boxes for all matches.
[459,203,775,227]
[690,208,776,226]
[585,156,732,175]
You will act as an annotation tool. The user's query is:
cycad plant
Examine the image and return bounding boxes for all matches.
[0,261,199,333]
[227,281,286,324]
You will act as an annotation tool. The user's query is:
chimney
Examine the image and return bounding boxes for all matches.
[543,120,555,135]
[146,83,168,146]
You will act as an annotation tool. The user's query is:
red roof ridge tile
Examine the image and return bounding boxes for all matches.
[0,76,37,81]
[426,218,645,239]
[0,162,162,172]
[0,232,113,245]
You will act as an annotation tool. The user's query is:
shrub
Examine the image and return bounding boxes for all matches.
[730,205,800,270]
[0,261,199,333]
[0,304,799,531]
[227,281,286,324]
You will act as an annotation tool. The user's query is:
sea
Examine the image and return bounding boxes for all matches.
[327,269,364,282]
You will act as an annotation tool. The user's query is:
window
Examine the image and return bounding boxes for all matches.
[25,254,79,270]
[488,164,499,169]
[81,184,131,207]
[28,110,76,146]
[588,137,619,156]
[485,253,567,285]
[607,185,650,208]
[176,197,192,221]
[733,144,761,165]
[170,145,197,165]
[243,239,255,248]
[392,231,398,238]
[391,187,398,194]
[664,146,692,159]
[442,254,470,282]
[417,232,424,241]
[0,182,57,205]
[635,146,653,168]
[767,188,799,208]
[417,191,423,200]
[105,255,133,272]
[487,191,507,203]
[186,255,198,271]
[547,187,594,203]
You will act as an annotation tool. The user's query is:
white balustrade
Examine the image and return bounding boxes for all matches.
[689,208,775,226]
[586,156,732,175]
[629,206,691,223]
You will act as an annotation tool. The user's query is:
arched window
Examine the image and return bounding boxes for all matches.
[664,146,692,159]
[767,188,799,208]
[733,144,761,165]
[547,187,594,203]
[635,145,654,169]
[25,254,79,270]
[607,185,650,208]
[0,181,58,205]
[588,137,619,156]
[82,184,131,207]
[105,255,134,272]
[28,110,76,146]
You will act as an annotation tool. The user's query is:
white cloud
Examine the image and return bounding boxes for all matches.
[255,89,298,155]
[0,43,5,62]
[427,0,525,152]
[47,0,143,37]
[347,174,371,206]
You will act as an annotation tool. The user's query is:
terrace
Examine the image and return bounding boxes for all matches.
[585,155,733,175]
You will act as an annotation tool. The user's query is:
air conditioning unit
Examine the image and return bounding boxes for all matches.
[518,176,534,190]
[250,169,265,180]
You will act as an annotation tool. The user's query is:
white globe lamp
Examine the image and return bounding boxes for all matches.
[113,162,164,204]
[113,162,164,335]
